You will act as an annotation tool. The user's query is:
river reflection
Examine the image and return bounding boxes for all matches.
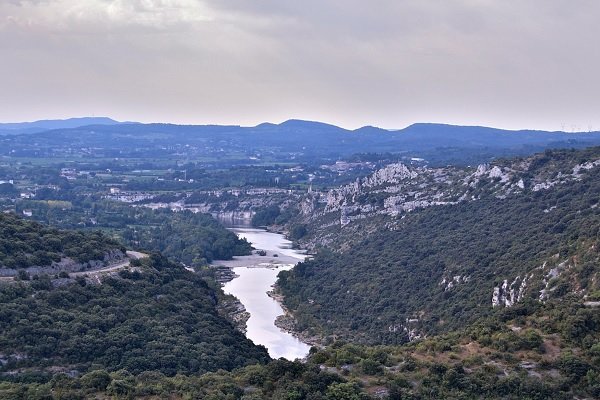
[221,228,311,360]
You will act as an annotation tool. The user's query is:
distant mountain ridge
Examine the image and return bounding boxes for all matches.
[3,116,596,134]
[3,117,600,165]
[0,117,130,135]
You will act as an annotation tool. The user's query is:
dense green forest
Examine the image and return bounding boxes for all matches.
[16,203,252,266]
[117,209,252,265]
[1,146,600,399]
[0,253,269,380]
[279,158,600,344]
[251,205,299,227]
[2,292,598,399]
[0,213,124,269]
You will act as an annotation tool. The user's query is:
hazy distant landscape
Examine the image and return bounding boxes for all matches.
[3,118,600,167]
[1,1,599,399]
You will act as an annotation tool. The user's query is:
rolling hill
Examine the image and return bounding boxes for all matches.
[3,119,600,165]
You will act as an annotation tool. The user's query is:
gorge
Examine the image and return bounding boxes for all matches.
[217,226,312,360]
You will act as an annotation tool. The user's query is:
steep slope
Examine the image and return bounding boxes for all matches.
[0,216,270,380]
[0,212,126,274]
[279,147,600,344]
[294,147,600,250]
[3,289,598,399]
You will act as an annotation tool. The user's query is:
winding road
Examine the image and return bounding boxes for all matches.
[0,251,147,283]
[69,250,147,278]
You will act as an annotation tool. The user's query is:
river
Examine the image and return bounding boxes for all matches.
[220,227,312,360]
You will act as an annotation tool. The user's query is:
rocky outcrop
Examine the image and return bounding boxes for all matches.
[218,297,250,334]
[492,275,529,308]
[531,158,600,192]
[322,160,532,227]
[302,153,600,235]
[212,211,255,225]
[572,159,600,176]
[361,163,418,187]
[539,259,570,301]
[439,275,470,291]
[388,317,424,341]
[325,163,468,218]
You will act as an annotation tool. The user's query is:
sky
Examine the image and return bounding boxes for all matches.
[0,0,599,131]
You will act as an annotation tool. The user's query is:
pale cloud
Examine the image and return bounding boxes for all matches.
[1,0,212,32]
[0,1,599,131]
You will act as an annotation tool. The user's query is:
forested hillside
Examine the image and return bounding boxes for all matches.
[1,146,599,399]
[17,204,252,266]
[0,214,269,389]
[0,213,124,269]
[4,293,599,399]
[279,148,600,344]
[0,253,270,379]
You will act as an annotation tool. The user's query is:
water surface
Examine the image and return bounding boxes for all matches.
[222,228,311,360]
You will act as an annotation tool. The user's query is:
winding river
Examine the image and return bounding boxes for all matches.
[221,227,312,360]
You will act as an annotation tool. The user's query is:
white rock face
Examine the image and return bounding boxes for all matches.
[532,181,558,192]
[474,164,490,176]
[439,275,470,291]
[531,158,600,192]
[388,317,423,341]
[467,164,513,186]
[299,197,317,215]
[325,162,470,223]
[492,276,529,307]
[384,198,452,215]
[362,163,418,187]
[318,154,600,229]
[573,159,600,176]
[488,166,503,179]
[492,286,501,308]
[325,164,418,213]
[539,260,569,301]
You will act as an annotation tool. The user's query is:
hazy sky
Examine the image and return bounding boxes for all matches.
[0,0,598,130]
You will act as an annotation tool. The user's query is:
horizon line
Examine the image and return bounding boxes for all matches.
[0,116,597,134]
